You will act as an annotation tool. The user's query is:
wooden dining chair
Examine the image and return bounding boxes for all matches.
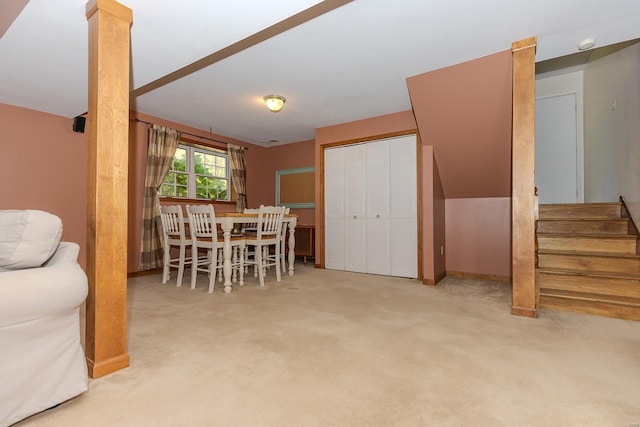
[244,205,286,286]
[186,204,245,293]
[158,205,192,287]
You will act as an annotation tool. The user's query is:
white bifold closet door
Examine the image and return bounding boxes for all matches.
[324,134,417,278]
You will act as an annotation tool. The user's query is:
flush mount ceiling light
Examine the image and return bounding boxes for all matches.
[263,95,286,113]
[578,38,596,51]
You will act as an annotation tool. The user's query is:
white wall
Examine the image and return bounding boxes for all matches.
[583,41,640,222]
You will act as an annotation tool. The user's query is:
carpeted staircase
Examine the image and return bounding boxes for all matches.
[536,201,640,321]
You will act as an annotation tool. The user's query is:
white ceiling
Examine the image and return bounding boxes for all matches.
[1,0,640,146]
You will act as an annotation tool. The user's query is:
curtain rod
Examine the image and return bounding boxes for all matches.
[133,118,248,149]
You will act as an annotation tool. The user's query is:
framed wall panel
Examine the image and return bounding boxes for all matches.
[276,166,315,208]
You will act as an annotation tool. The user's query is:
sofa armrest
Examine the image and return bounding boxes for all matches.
[43,242,80,267]
[0,247,88,327]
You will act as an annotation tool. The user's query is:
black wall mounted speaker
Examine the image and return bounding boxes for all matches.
[73,116,86,133]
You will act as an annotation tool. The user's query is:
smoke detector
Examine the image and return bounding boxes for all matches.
[578,38,596,50]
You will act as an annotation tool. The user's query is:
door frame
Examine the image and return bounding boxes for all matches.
[319,130,422,280]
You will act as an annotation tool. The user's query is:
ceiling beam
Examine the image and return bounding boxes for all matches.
[131,0,354,98]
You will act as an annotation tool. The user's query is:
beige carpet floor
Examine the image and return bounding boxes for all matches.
[17,263,640,426]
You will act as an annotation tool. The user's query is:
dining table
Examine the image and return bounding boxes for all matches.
[216,212,297,293]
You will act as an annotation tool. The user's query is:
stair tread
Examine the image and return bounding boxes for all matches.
[537,267,640,280]
[539,218,624,221]
[537,218,628,223]
[538,203,623,220]
[537,249,640,258]
[536,202,640,320]
[540,202,622,207]
[537,232,636,238]
[539,288,640,305]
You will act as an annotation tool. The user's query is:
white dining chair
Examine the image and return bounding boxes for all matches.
[186,204,245,293]
[158,205,192,287]
[244,205,286,286]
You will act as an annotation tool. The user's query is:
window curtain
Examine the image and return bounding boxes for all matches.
[228,143,247,212]
[139,124,181,270]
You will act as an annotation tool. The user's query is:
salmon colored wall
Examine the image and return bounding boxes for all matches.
[408,50,514,280]
[421,147,435,281]
[421,146,447,283]
[445,197,511,279]
[0,104,315,274]
[407,50,513,199]
[129,112,315,272]
[0,103,88,267]
[432,151,446,281]
[245,140,316,226]
[314,111,420,270]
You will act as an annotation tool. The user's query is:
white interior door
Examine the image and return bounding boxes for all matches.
[535,94,579,204]
[389,135,417,278]
[344,145,367,273]
[324,135,417,278]
[366,139,391,275]
[324,148,346,270]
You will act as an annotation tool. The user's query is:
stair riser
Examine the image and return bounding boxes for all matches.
[538,253,640,274]
[538,273,640,299]
[537,220,629,235]
[540,295,640,321]
[537,236,637,254]
[538,203,622,220]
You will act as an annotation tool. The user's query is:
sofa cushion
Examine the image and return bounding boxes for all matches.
[0,210,63,270]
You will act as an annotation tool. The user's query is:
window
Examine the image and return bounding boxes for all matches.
[159,143,229,200]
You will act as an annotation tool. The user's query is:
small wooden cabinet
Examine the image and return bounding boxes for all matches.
[287,225,315,264]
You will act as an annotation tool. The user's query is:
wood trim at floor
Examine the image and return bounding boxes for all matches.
[128,268,162,278]
[422,271,446,286]
[446,271,512,282]
[511,306,538,318]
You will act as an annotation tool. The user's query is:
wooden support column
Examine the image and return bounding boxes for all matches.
[85,0,133,378]
[511,36,538,318]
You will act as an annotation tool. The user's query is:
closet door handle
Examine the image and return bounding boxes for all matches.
[376,214,380,219]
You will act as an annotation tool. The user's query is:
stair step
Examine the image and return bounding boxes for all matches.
[537,234,638,254]
[537,250,640,274]
[538,269,640,299]
[535,202,640,321]
[539,291,640,321]
[537,218,630,235]
[538,202,622,220]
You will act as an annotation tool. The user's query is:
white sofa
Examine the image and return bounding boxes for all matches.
[0,210,88,427]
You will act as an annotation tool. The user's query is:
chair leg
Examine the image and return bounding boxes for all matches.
[190,245,199,289]
[264,247,270,270]
[256,245,265,286]
[238,243,245,286]
[253,246,259,278]
[280,241,287,273]
[244,246,250,274]
[177,244,186,287]
[208,247,217,293]
[275,245,282,282]
[162,244,170,284]
[232,247,237,283]
[218,248,224,283]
